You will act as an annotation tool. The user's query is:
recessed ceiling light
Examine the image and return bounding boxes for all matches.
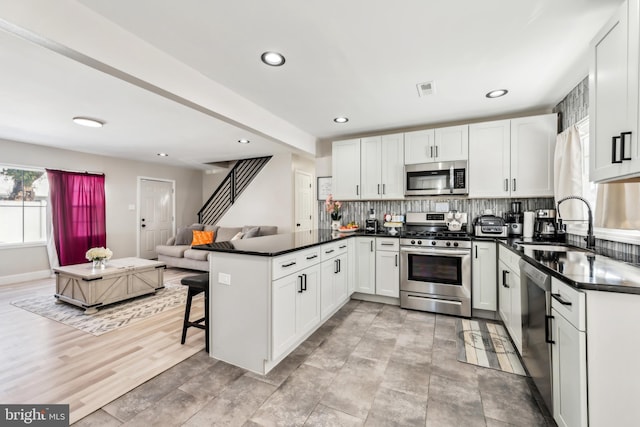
[261,51,285,66]
[72,116,104,127]
[486,89,508,98]
[238,139,250,144]
[333,117,349,123]
[157,152,169,157]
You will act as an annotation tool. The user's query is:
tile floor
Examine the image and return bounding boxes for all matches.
[75,300,555,426]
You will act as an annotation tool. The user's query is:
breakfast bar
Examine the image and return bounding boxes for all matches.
[194,229,353,374]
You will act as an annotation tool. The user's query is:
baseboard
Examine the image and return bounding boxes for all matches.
[351,292,400,306]
[0,269,53,286]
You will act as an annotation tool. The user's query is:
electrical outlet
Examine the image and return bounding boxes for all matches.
[218,272,231,285]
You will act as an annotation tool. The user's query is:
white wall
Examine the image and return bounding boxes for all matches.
[218,153,296,234]
[0,138,203,280]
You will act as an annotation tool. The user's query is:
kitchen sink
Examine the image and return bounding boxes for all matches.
[515,242,592,253]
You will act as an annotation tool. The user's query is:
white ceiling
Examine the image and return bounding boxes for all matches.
[0,0,623,169]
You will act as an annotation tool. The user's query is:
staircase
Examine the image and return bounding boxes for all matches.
[198,156,272,225]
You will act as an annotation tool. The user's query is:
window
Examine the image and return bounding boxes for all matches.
[0,166,48,245]
[573,119,640,244]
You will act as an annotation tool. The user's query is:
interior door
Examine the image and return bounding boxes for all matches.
[139,178,174,259]
[294,170,313,231]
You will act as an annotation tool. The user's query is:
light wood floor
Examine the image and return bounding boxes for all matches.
[0,268,205,424]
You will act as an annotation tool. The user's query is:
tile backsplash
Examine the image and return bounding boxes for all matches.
[317,197,555,231]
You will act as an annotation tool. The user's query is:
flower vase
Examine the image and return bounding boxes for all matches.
[92,259,107,269]
[331,220,341,230]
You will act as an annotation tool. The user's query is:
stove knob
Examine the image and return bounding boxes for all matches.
[417,240,422,245]
[411,240,415,245]
[431,241,436,246]
[453,242,459,247]
[446,241,451,247]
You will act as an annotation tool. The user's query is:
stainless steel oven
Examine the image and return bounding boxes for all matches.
[404,160,468,196]
[400,240,472,317]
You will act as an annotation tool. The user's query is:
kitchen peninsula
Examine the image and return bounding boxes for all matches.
[194,229,356,374]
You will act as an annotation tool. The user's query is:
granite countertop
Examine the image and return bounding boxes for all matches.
[192,229,398,257]
[499,238,640,295]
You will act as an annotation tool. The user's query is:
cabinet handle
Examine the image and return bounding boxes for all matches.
[430,146,434,158]
[298,275,303,293]
[356,185,359,195]
[339,245,347,249]
[371,241,374,252]
[512,178,516,192]
[545,314,555,344]
[338,258,341,273]
[382,183,385,194]
[282,261,296,268]
[475,246,478,259]
[395,254,398,267]
[306,254,318,260]
[381,242,394,246]
[612,135,622,164]
[502,270,509,288]
[621,131,632,161]
[325,249,335,254]
[302,273,307,291]
[334,259,339,274]
[551,293,572,306]
[435,145,438,158]
[504,179,509,192]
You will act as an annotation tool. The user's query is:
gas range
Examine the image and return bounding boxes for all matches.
[400,212,471,248]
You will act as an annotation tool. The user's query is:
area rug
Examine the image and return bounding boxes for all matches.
[11,279,196,336]
[456,318,527,376]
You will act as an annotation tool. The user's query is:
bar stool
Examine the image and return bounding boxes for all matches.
[180,273,209,352]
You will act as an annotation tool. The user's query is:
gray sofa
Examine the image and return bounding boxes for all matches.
[156,224,277,271]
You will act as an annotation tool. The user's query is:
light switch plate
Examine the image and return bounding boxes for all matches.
[218,272,231,285]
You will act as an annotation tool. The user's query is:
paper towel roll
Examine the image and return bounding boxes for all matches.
[523,211,535,238]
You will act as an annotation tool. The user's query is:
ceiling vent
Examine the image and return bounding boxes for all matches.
[417,81,436,97]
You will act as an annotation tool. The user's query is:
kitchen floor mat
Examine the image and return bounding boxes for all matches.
[456,318,527,376]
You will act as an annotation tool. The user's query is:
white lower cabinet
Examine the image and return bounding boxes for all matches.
[355,237,376,294]
[551,308,587,427]
[498,246,522,353]
[272,263,320,360]
[471,241,497,311]
[320,248,348,320]
[551,277,587,427]
[375,243,399,298]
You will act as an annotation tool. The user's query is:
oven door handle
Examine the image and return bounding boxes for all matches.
[400,247,470,256]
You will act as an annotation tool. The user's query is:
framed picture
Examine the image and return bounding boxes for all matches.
[317,176,332,201]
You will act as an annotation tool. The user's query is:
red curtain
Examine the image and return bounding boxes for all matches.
[46,169,106,266]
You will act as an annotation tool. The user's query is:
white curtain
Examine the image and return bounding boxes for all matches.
[554,125,585,220]
[595,182,640,229]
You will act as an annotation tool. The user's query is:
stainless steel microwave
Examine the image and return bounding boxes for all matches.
[404,160,468,196]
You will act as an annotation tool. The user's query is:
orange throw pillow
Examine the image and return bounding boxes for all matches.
[191,230,214,246]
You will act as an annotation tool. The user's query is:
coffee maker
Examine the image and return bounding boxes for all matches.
[504,201,523,236]
[534,209,557,240]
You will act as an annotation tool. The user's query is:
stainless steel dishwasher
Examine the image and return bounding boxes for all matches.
[519,258,552,414]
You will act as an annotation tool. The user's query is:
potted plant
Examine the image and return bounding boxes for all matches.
[325,195,342,230]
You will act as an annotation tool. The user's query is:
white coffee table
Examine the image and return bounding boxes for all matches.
[54,257,166,314]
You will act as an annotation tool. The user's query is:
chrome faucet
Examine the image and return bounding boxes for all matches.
[556,195,596,250]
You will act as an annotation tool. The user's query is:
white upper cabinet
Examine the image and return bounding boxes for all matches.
[434,125,469,162]
[469,114,556,198]
[469,119,511,198]
[380,134,405,198]
[361,134,404,199]
[404,129,435,164]
[590,0,640,182]
[510,114,557,197]
[404,126,468,165]
[332,139,361,200]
